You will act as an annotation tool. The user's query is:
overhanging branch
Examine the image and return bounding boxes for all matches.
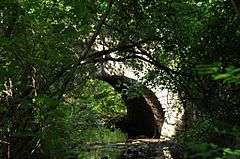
[85,54,181,76]
[85,37,164,60]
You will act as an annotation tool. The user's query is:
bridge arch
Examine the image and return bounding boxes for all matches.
[98,74,165,138]
[94,61,184,139]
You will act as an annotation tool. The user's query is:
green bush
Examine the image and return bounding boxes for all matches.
[31,79,127,157]
[177,116,215,144]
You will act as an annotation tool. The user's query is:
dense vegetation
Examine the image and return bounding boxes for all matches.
[1,0,240,158]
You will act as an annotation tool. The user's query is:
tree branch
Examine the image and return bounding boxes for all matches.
[81,0,113,59]
[86,54,181,76]
[85,37,164,60]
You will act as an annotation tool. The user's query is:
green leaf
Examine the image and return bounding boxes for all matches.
[213,74,231,80]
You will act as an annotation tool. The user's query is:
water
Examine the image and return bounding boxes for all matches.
[75,127,180,159]
[77,140,176,159]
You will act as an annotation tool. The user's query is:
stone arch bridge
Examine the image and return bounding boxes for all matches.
[96,62,184,139]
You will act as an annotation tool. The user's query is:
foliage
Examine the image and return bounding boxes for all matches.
[31,80,126,157]
[220,148,240,159]
[184,143,222,159]
[197,63,240,85]
[76,79,126,117]
[184,143,240,159]
[178,116,240,158]
[177,116,215,144]
[79,127,126,145]
[180,0,240,127]
[0,0,240,158]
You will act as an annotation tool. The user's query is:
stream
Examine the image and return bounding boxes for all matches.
[78,139,184,159]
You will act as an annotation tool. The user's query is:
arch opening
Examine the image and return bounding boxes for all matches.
[98,75,165,139]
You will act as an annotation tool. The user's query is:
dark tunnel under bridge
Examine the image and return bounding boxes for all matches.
[98,74,165,139]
